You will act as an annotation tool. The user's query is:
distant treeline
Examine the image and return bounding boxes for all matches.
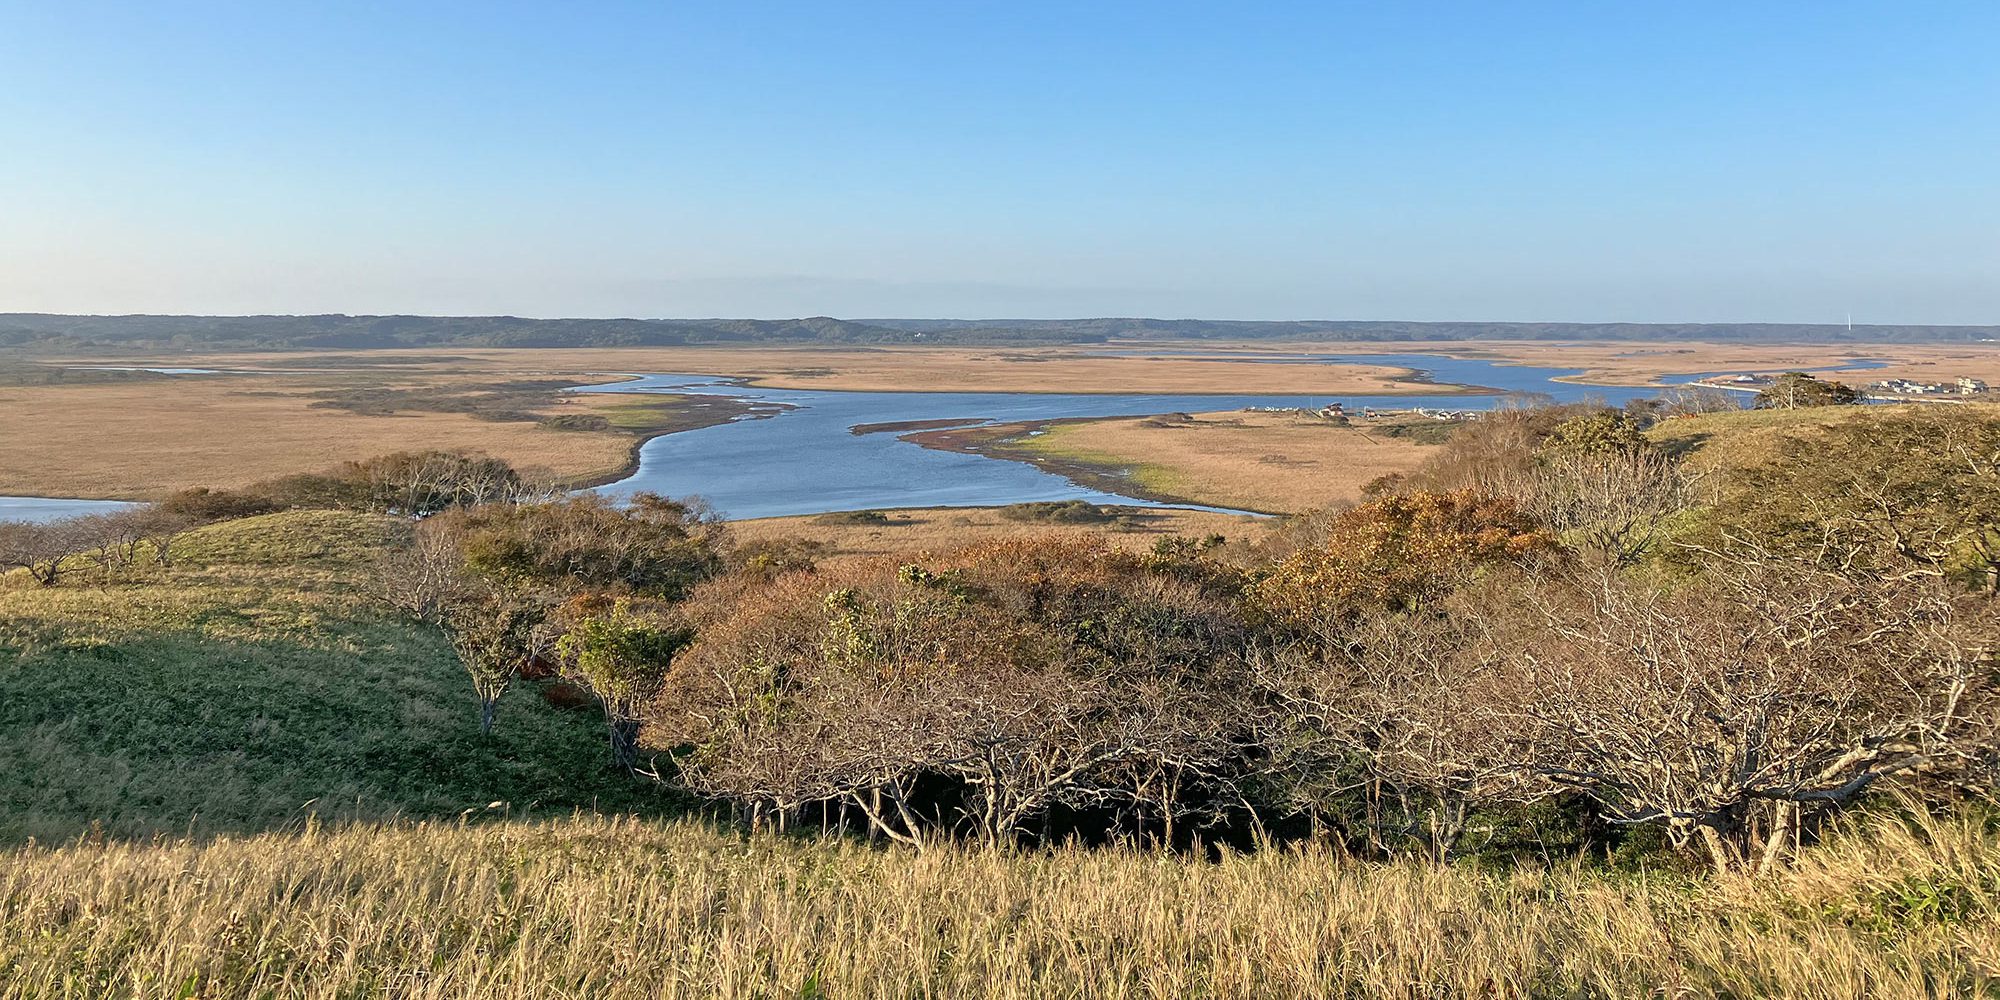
[5,312,2000,352]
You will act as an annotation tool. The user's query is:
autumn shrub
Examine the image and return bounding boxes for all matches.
[155,486,281,522]
[644,535,1260,845]
[1249,489,1551,633]
[997,500,1118,524]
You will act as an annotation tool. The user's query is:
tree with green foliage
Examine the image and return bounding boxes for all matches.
[379,492,724,734]
[1536,411,1651,459]
[552,595,693,771]
[1754,372,1860,409]
[377,525,547,734]
[448,493,724,600]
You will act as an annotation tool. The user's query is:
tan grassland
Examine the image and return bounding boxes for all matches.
[16,339,2000,502]
[1315,339,2000,387]
[909,410,1442,514]
[164,341,2000,393]
[3,809,1996,999]
[168,345,1450,395]
[730,505,1269,557]
[0,372,738,499]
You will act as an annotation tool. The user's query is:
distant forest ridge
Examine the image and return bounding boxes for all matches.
[4,313,1998,352]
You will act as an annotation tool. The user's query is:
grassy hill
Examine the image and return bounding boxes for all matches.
[1646,400,2000,487]
[0,510,678,844]
[5,441,2000,996]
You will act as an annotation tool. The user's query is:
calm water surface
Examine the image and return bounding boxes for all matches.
[0,497,135,524]
[3,352,1887,523]
[583,353,1888,519]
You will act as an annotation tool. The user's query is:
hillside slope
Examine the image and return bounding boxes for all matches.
[0,510,676,843]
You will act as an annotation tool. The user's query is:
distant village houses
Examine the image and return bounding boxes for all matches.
[1695,371,1992,400]
[1866,376,1988,396]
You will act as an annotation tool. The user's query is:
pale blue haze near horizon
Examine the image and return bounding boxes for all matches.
[1,1,1995,323]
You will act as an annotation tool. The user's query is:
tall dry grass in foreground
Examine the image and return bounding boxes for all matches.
[3,810,1997,999]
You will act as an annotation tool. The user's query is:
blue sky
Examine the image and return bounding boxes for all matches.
[2,1,1995,322]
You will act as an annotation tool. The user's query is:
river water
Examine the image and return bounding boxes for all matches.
[0,352,1886,524]
[0,497,135,523]
[580,353,1886,520]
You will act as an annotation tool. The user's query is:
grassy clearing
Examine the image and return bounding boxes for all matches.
[0,511,678,844]
[2,808,1995,998]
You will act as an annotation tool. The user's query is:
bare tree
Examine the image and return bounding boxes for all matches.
[1659,384,1742,417]
[1488,565,1997,873]
[130,506,199,568]
[1525,446,1696,567]
[649,538,1261,848]
[0,517,91,586]
[67,506,196,578]
[1259,601,1550,860]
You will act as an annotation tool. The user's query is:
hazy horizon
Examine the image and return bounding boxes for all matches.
[7,310,2000,330]
[4,2,1996,324]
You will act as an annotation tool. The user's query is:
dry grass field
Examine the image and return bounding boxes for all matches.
[164,344,1451,396]
[909,410,1442,514]
[0,370,752,499]
[3,808,1995,999]
[16,340,2000,503]
[1322,339,2000,387]
[729,505,1269,558]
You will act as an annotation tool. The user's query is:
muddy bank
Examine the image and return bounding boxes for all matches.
[849,417,994,436]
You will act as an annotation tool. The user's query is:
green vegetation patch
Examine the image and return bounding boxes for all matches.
[1007,424,1188,499]
[0,510,679,844]
[589,392,770,435]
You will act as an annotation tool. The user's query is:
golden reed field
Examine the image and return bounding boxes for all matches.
[6,340,1992,502]
[3,807,1997,999]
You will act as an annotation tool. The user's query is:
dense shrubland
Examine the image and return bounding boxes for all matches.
[624,400,1994,872]
[7,401,1999,880]
[12,400,2000,994]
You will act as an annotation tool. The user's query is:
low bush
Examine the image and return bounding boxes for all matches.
[997,500,1116,524]
[814,509,893,525]
[539,413,614,432]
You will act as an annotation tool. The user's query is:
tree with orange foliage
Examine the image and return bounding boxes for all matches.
[1250,490,1551,635]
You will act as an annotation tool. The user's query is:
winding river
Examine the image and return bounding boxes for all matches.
[580,353,1885,520]
[1,352,1887,523]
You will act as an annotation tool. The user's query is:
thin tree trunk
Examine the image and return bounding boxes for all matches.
[1757,801,1798,876]
[1698,825,1747,874]
[607,715,640,771]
